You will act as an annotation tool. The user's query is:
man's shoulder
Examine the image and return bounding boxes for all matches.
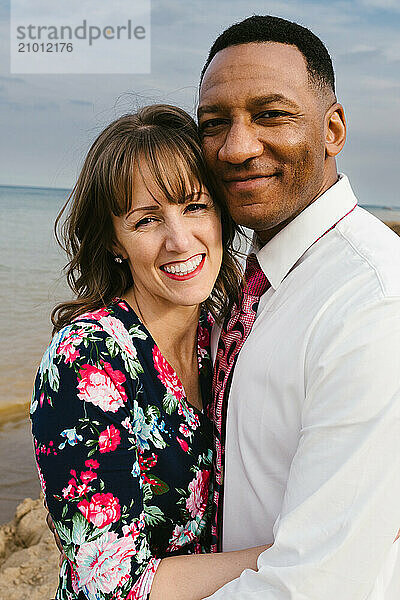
[334,205,400,299]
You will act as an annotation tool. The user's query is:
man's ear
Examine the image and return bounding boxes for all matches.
[325,103,346,157]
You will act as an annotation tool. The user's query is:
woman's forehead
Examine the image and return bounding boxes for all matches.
[133,156,204,203]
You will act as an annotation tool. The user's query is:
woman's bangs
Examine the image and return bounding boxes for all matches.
[138,133,205,204]
[106,146,137,217]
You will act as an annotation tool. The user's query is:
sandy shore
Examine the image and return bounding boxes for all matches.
[0,497,59,600]
[385,221,400,236]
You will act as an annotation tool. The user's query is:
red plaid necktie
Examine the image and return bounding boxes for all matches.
[210,253,270,551]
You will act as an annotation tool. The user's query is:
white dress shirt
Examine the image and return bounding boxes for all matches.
[207,175,400,600]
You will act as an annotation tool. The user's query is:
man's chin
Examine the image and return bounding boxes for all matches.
[228,203,282,231]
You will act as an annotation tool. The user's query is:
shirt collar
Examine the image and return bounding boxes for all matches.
[254,174,358,290]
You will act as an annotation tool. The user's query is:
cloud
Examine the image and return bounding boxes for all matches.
[0,0,399,203]
[358,0,400,11]
[68,99,93,107]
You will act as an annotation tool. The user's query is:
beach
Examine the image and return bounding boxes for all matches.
[1,184,400,597]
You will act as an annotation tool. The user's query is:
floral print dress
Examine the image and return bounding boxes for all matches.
[30,299,214,600]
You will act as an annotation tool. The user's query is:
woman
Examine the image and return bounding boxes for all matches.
[31,105,269,600]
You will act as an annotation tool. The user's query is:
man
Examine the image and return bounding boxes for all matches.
[198,15,400,599]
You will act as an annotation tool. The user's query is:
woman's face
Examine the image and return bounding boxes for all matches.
[112,161,223,311]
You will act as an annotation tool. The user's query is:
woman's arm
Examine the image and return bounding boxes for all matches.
[45,509,272,600]
[31,322,163,599]
[150,544,272,600]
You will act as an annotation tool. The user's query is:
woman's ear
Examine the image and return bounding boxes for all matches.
[325,103,346,157]
[109,239,127,261]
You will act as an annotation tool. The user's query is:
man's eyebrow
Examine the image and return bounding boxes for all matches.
[197,104,220,117]
[252,94,299,109]
[198,94,299,116]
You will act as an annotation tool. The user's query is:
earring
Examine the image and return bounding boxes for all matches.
[114,256,123,264]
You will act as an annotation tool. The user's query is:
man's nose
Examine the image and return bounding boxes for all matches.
[164,218,192,253]
[218,122,264,164]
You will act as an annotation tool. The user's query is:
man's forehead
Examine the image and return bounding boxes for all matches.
[199,42,309,103]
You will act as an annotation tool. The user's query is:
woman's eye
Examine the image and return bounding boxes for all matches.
[185,203,208,213]
[135,216,157,228]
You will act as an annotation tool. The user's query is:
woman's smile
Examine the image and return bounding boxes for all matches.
[160,253,206,280]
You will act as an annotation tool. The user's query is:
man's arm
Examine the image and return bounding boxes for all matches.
[205,298,400,599]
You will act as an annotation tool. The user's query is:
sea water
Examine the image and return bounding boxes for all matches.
[0,185,69,523]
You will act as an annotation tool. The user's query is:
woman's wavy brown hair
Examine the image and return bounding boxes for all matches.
[52,104,243,332]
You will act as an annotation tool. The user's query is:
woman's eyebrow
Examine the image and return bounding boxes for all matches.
[126,205,161,218]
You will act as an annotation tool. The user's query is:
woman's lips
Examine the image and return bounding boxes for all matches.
[224,175,277,193]
[160,254,206,281]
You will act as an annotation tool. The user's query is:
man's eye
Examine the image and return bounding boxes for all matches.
[199,119,226,132]
[257,110,288,119]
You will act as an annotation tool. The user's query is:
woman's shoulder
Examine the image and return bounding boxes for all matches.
[36,300,149,389]
[54,299,148,352]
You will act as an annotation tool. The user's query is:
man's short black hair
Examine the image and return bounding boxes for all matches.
[200,15,335,95]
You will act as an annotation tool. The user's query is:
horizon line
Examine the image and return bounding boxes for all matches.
[0,182,71,192]
[0,183,399,210]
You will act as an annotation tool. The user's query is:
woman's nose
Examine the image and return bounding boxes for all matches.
[164,218,192,253]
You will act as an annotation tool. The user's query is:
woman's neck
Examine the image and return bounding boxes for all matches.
[124,286,200,364]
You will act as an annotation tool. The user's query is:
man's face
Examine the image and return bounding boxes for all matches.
[198,42,335,242]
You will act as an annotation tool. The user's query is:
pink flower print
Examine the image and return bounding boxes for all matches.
[78,307,110,320]
[99,315,138,358]
[167,524,196,552]
[116,300,129,312]
[178,401,200,430]
[121,416,134,434]
[152,346,184,401]
[75,531,135,595]
[57,326,94,364]
[179,423,191,438]
[122,512,145,540]
[176,437,189,452]
[76,483,90,497]
[126,557,160,599]
[78,492,121,528]
[77,363,127,412]
[186,469,211,519]
[62,477,77,499]
[197,323,210,350]
[70,563,80,594]
[85,459,99,469]
[36,462,46,494]
[98,424,121,453]
[57,340,80,364]
[80,470,97,484]
[62,482,76,499]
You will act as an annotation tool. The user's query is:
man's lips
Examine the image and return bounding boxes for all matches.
[222,174,279,193]
[222,173,279,191]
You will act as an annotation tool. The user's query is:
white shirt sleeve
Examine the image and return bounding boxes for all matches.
[205,298,400,599]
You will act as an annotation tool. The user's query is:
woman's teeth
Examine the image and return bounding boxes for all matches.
[163,255,203,275]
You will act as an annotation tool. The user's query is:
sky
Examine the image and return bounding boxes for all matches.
[0,0,399,206]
